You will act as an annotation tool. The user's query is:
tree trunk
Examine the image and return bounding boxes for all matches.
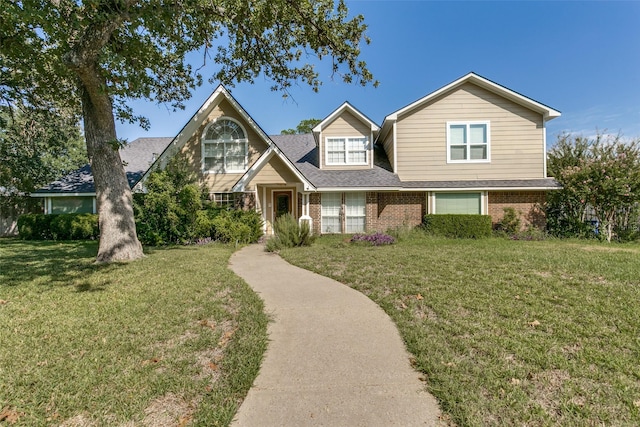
[80,84,144,262]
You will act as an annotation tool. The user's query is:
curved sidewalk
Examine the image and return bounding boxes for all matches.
[229,244,441,426]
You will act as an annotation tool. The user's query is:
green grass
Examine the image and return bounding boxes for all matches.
[280,233,640,426]
[0,239,268,426]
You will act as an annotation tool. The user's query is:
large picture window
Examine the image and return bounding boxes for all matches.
[434,192,482,215]
[447,122,490,163]
[325,137,368,165]
[202,118,248,173]
[50,196,94,214]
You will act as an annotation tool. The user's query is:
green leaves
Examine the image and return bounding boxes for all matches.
[548,133,640,242]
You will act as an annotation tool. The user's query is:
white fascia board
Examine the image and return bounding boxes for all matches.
[232,148,275,192]
[376,118,394,145]
[313,102,380,132]
[386,72,561,121]
[314,187,402,192]
[402,186,561,192]
[30,192,96,197]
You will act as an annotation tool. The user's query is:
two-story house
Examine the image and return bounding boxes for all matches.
[33,72,561,235]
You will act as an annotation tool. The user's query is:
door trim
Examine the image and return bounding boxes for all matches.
[272,190,294,220]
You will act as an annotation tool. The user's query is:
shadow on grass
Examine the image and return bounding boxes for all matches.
[0,238,117,290]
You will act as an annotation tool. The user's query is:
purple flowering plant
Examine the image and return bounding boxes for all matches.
[350,232,396,246]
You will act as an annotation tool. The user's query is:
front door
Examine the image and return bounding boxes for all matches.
[273,191,292,219]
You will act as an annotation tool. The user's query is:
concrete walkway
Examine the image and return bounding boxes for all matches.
[228,244,441,426]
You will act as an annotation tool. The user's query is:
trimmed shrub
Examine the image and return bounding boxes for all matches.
[17,213,99,240]
[211,209,263,245]
[351,232,396,246]
[17,213,54,240]
[423,214,492,239]
[51,213,99,240]
[265,214,315,251]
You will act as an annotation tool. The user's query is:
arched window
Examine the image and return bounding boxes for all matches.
[202,118,248,173]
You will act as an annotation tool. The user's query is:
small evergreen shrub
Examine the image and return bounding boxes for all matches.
[423,214,492,239]
[265,214,315,251]
[17,213,99,240]
[497,207,521,234]
[350,232,396,246]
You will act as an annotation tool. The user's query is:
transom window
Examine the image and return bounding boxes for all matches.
[447,122,490,163]
[325,137,368,165]
[202,118,248,173]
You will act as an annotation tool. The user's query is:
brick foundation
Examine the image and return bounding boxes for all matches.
[488,191,546,229]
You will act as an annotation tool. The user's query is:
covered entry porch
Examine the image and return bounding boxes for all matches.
[253,184,312,235]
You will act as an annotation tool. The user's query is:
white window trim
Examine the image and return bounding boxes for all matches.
[430,191,487,215]
[446,121,491,164]
[324,136,369,166]
[201,117,249,174]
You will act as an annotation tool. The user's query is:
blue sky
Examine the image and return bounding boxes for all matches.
[116,1,640,146]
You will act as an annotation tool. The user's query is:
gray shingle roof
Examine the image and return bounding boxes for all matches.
[270,135,560,190]
[33,137,173,194]
[270,134,402,188]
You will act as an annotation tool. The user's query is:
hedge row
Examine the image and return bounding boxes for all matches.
[423,214,492,238]
[17,213,99,240]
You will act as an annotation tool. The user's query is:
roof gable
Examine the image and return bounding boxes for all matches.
[137,84,313,191]
[312,101,380,133]
[386,72,561,122]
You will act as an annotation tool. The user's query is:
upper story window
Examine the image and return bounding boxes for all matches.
[325,137,368,165]
[447,122,490,163]
[202,118,248,173]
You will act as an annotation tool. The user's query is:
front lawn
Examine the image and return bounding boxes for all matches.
[0,239,267,426]
[280,235,640,426]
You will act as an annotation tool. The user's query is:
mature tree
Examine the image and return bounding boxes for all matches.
[1,0,376,262]
[0,104,86,206]
[548,133,640,242]
[281,118,322,135]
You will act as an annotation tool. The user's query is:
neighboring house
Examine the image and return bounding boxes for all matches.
[31,137,172,214]
[35,72,561,235]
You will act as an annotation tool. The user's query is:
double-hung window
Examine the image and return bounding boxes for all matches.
[325,137,368,165]
[202,118,248,173]
[447,122,490,163]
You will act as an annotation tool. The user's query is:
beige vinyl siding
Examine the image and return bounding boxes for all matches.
[180,99,268,192]
[395,82,545,181]
[251,155,300,185]
[381,127,395,172]
[321,110,372,169]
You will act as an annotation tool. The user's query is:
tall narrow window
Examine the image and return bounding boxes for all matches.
[447,122,490,162]
[321,193,342,233]
[202,118,248,173]
[345,192,366,233]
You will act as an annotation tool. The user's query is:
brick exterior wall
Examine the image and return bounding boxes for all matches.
[488,191,546,229]
[309,193,322,235]
[302,191,547,234]
[367,192,427,231]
